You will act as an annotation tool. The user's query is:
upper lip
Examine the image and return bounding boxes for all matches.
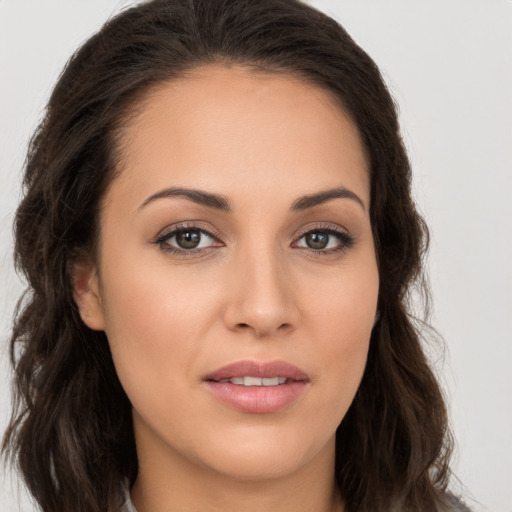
[204,360,310,382]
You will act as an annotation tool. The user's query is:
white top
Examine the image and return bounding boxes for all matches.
[120,486,137,512]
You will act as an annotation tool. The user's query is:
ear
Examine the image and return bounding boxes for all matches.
[72,262,105,331]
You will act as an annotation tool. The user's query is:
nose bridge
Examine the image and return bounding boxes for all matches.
[224,239,299,337]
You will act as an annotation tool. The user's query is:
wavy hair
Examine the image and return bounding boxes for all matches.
[3,0,453,510]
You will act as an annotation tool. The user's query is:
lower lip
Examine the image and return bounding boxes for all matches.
[205,381,307,413]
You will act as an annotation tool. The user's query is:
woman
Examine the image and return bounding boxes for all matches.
[2,0,470,511]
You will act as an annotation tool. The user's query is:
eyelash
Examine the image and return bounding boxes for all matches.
[153,222,355,257]
[293,224,355,255]
[153,222,223,257]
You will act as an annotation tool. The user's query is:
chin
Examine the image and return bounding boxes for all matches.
[194,425,335,482]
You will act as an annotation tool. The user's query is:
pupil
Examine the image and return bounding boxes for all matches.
[306,232,328,249]
[176,229,201,249]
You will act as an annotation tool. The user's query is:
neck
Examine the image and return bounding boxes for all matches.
[130,430,344,512]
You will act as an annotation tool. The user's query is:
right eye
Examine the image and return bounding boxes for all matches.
[155,225,222,254]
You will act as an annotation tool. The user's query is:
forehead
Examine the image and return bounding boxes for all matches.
[109,64,369,212]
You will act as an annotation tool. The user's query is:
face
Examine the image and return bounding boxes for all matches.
[76,65,379,482]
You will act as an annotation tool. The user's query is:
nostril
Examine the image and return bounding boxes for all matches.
[234,321,292,336]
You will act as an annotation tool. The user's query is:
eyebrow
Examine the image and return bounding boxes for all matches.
[138,187,231,212]
[290,187,366,212]
[138,185,365,213]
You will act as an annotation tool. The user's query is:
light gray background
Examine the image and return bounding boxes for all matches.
[1,1,511,511]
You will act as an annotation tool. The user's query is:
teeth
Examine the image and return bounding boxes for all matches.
[221,376,288,386]
[244,376,262,386]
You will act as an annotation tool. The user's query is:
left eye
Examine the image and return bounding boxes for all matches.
[294,230,351,251]
[159,228,217,250]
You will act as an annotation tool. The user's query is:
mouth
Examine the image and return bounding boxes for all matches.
[215,376,289,386]
[203,360,310,413]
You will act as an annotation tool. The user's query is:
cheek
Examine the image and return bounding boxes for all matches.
[306,262,378,407]
[99,257,220,389]
[311,259,378,343]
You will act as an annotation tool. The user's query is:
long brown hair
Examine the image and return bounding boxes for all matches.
[3,1,453,510]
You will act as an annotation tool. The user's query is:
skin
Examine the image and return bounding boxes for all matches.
[74,65,379,512]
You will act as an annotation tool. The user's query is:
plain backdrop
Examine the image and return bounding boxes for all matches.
[1,1,511,511]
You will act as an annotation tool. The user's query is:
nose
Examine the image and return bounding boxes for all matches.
[222,248,300,338]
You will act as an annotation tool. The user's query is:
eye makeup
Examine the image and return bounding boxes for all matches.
[292,228,355,255]
[152,219,356,259]
[153,221,224,257]
[292,222,355,256]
